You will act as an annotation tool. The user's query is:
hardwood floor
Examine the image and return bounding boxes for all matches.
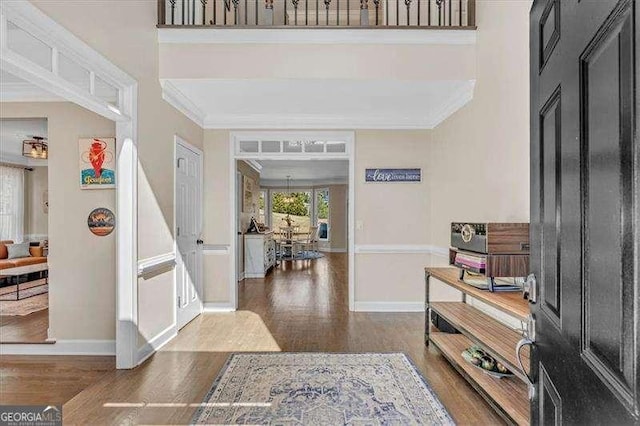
[0,308,49,343]
[0,253,503,425]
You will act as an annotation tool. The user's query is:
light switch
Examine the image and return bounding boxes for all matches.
[356,220,363,230]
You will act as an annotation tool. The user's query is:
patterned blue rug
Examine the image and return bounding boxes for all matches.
[279,251,325,261]
[192,353,454,425]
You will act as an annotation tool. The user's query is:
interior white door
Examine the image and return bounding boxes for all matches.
[176,141,202,330]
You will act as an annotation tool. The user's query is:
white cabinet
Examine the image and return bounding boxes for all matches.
[244,232,276,278]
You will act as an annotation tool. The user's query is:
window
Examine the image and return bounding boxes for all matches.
[0,166,25,242]
[258,190,267,225]
[315,188,329,241]
[271,190,311,234]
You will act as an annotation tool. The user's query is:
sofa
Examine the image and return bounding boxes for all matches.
[0,240,47,271]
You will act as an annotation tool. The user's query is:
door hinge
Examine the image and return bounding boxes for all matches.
[177,295,181,308]
[177,227,180,237]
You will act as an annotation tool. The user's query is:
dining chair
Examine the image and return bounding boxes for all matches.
[278,227,296,260]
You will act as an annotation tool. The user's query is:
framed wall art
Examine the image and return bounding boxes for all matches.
[79,137,116,189]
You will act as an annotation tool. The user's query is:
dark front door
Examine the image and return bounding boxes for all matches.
[530,0,639,424]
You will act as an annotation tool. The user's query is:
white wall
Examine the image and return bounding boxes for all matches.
[24,165,48,240]
[0,102,116,340]
[429,0,531,248]
[29,1,204,347]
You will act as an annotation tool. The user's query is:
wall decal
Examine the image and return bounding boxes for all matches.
[79,138,115,189]
[87,207,115,236]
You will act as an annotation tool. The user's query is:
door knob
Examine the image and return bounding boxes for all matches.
[196,239,204,245]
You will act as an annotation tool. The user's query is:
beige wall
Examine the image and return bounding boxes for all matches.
[327,184,347,251]
[24,166,48,239]
[0,102,116,340]
[30,1,204,345]
[429,0,531,249]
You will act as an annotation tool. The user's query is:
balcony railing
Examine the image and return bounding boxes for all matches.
[157,0,475,28]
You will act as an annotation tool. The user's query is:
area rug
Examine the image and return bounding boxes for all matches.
[279,251,325,261]
[0,288,48,316]
[192,352,454,425]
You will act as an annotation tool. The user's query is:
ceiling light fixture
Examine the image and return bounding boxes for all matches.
[22,136,48,160]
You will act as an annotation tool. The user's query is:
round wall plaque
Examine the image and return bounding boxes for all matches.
[87,207,115,236]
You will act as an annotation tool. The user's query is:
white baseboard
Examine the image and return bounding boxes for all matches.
[355,245,448,256]
[203,302,236,312]
[354,301,424,312]
[136,324,177,366]
[0,339,115,355]
[320,248,347,253]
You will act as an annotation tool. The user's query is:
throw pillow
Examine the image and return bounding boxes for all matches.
[7,243,31,259]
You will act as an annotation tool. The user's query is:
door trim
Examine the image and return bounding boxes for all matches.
[174,135,204,328]
[0,1,139,368]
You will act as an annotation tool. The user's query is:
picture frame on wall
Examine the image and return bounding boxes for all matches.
[243,175,255,213]
[79,137,116,189]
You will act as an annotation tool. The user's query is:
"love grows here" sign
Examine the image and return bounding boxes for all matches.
[365,168,422,183]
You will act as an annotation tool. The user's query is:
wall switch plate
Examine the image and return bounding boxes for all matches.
[356,220,363,230]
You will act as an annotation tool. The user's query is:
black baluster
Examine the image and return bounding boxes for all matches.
[385,0,388,25]
[373,0,379,25]
[245,0,248,23]
[285,0,288,24]
[305,0,308,25]
[347,0,350,25]
[324,0,331,25]
[417,0,420,26]
[232,0,239,23]
[182,0,185,24]
[292,0,299,24]
[405,0,410,25]
[458,0,461,26]
[316,0,319,24]
[436,0,442,25]
[448,0,451,25]
[265,0,274,24]
[170,0,176,24]
[224,0,228,24]
[213,0,216,23]
[256,0,259,24]
[337,0,339,25]
[192,0,196,23]
[201,0,207,24]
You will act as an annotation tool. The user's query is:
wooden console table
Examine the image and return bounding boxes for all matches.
[425,267,531,426]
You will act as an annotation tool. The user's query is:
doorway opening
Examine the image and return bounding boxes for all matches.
[0,118,49,343]
[229,132,355,310]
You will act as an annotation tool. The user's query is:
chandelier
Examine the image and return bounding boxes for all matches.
[22,136,48,159]
[283,175,295,204]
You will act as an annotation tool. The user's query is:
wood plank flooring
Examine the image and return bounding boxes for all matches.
[0,308,49,343]
[1,253,504,425]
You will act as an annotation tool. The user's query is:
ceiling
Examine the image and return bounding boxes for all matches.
[165,78,475,129]
[256,159,348,184]
[0,118,48,166]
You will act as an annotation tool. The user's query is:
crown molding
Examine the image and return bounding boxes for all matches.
[160,80,205,127]
[158,28,477,45]
[204,113,437,130]
[427,79,476,128]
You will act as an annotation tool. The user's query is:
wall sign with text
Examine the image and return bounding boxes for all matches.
[365,168,422,183]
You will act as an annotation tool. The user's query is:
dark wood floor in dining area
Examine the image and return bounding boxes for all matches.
[0,253,503,425]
